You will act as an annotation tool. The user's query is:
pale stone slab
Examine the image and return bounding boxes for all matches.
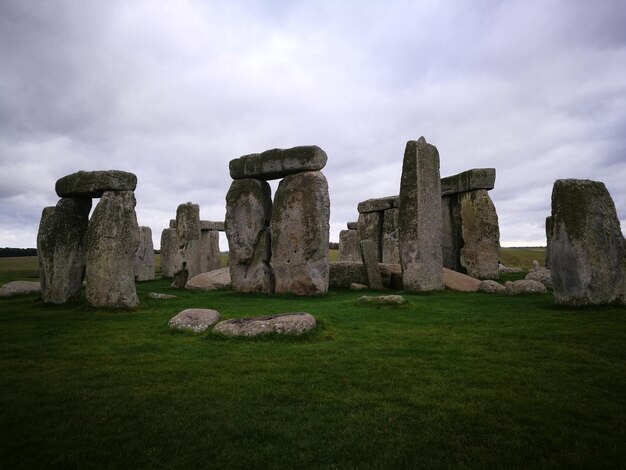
[478,280,506,293]
[360,240,384,290]
[505,280,547,295]
[37,197,91,304]
[525,270,552,289]
[229,146,327,180]
[0,281,41,297]
[86,191,139,308]
[200,230,221,274]
[160,228,180,278]
[357,196,398,214]
[338,229,360,262]
[225,178,274,294]
[169,309,220,332]
[329,261,367,288]
[357,212,383,262]
[442,268,481,292]
[147,292,178,299]
[548,179,626,306]
[134,226,155,281]
[441,168,495,196]
[185,267,231,291]
[200,221,225,231]
[214,313,316,336]
[398,137,443,291]
[271,171,330,295]
[356,295,407,305]
[55,170,137,198]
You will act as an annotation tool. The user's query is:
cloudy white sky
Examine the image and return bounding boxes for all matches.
[1,0,625,249]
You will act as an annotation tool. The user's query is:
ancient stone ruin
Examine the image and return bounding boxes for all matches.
[160,203,223,281]
[225,146,330,295]
[547,179,626,306]
[134,226,155,281]
[37,170,140,308]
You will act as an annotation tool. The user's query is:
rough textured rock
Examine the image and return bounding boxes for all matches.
[356,295,407,305]
[525,270,552,290]
[440,168,496,196]
[351,283,369,290]
[175,202,203,278]
[329,261,367,288]
[347,221,358,230]
[214,313,316,336]
[357,211,383,262]
[360,240,384,290]
[442,268,481,292]
[200,221,225,231]
[200,229,221,273]
[548,179,626,305]
[338,229,360,262]
[382,208,400,264]
[532,260,541,272]
[159,228,180,278]
[357,196,398,213]
[225,179,274,294]
[0,281,41,297]
[441,194,462,272]
[271,171,330,295]
[147,292,178,299]
[505,280,547,295]
[478,280,507,293]
[229,146,327,180]
[398,137,443,291]
[498,264,524,274]
[458,190,500,279]
[170,267,189,289]
[55,170,137,198]
[379,263,403,290]
[37,197,92,304]
[185,267,231,291]
[169,309,220,332]
[134,226,155,281]
[85,191,140,308]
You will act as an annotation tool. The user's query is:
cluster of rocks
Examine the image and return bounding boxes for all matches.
[225,146,330,295]
[37,170,147,308]
[160,203,223,287]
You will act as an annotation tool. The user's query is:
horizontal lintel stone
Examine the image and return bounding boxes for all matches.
[170,220,225,231]
[346,222,358,230]
[441,168,495,196]
[55,170,137,198]
[229,146,327,180]
[357,196,399,213]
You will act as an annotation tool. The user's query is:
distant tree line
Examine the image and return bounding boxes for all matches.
[0,247,38,258]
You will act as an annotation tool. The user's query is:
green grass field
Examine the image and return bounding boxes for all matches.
[1,249,625,468]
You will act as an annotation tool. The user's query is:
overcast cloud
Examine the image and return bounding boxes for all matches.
[1,0,625,249]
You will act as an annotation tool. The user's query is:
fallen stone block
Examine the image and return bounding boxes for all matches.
[442,268,481,292]
[185,267,231,291]
[169,309,220,332]
[214,313,316,336]
[505,280,547,295]
[0,281,41,298]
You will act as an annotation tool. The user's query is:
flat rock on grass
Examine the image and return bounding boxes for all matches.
[213,313,316,337]
[0,281,41,297]
[185,267,231,291]
[505,280,547,295]
[442,268,481,292]
[169,309,220,332]
[356,295,407,305]
[478,280,506,294]
[148,292,178,300]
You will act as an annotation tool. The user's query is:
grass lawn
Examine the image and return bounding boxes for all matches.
[1,252,625,468]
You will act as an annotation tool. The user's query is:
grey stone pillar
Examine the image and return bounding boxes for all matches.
[134,226,155,281]
[338,229,360,262]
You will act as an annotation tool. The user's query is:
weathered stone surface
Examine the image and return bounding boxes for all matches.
[379,263,403,290]
[357,196,398,213]
[200,229,221,273]
[548,179,626,306]
[175,202,203,278]
[505,279,547,295]
[478,280,506,293]
[360,240,384,290]
[338,229,360,262]
[229,146,328,180]
[200,221,225,231]
[0,281,41,297]
[37,197,91,304]
[214,313,316,336]
[55,170,137,198]
[398,137,443,292]
[185,267,231,291]
[442,268,481,292]
[532,260,542,272]
[86,191,139,308]
[525,270,552,290]
[329,261,367,288]
[271,171,330,295]
[134,226,155,281]
[159,228,181,278]
[147,292,178,299]
[498,263,524,274]
[441,194,462,272]
[545,217,552,269]
[441,168,495,196]
[225,178,274,294]
[357,211,383,262]
[351,283,369,290]
[170,267,189,289]
[458,190,500,279]
[356,295,407,305]
[347,221,358,230]
[382,208,400,264]
[169,309,220,332]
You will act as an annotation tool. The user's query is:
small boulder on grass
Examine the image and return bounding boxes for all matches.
[525,270,552,290]
[213,313,316,337]
[148,292,178,300]
[169,309,220,333]
[356,295,407,305]
[478,280,506,294]
[505,280,547,295]
[185,267,231,291]
[0,281,41,297]
[442,268,481,292]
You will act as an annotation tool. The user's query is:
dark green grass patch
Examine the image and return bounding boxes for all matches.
[1,277,625,469]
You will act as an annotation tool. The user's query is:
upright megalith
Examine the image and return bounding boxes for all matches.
[398,137,443,291]
[37,197,92,303]
[271,171,330,295]
[382,208,400,264]
[200,230,221,273]
[134,226,155,281]
[338,229,360,262]
[229,146,327,180]
[547,179,626,306]
[86,191,140,308]
[174,202,202,278]
[225,179,274,293]
[160,228,180,278]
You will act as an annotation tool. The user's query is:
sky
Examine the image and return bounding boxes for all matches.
[1,0,625,249]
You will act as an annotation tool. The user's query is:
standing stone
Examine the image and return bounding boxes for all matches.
[458,190,500,279]
[160,228,180,278]
[360,240,384,290]
[134,226,155,281]
[357,212,383,262]
[338,229,360,262]
[398,137,443,291]
[37,197,92,304]
[441,194,462,272]
[200,229,221,273]
[545,216,552,269]
[271,171,330,295]
[86,191,140,308]
[225,179,274,294]
[548,179,626,306]
[382,208,400,264]
[174,202,203,279]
